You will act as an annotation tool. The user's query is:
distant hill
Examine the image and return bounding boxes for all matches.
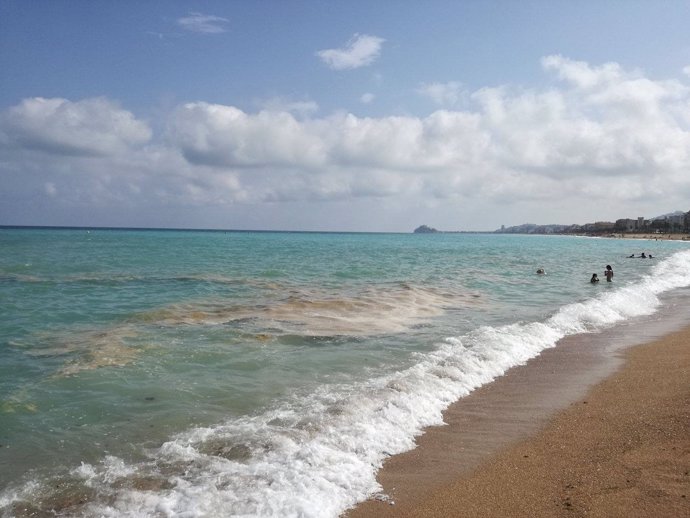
[649,210,686,221]
[414,210,688,235]
[496,209,688,235]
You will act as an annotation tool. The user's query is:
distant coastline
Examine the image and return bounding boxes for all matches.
[412,225,489,235]
[413,226,689,241]
[415,208,690,239]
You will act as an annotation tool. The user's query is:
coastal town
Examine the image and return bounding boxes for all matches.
[415,209,690,238]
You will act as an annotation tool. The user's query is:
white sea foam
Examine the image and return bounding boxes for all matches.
[4,250,690,518]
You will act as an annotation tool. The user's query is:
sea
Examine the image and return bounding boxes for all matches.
[1,227,689,517]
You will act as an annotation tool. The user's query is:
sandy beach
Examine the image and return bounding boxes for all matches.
[348,321,690,517]
[618,233,688,241]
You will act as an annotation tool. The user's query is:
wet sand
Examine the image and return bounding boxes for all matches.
[347,313,690,517]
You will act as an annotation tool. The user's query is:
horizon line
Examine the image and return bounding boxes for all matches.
[1,224,498,235]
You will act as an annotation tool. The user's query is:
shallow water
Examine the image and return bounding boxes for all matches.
[1,228,689,517]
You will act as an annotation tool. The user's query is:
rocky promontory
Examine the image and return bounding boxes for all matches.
[413,225,438,234]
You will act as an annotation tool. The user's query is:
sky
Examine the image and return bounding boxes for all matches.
[1,1,690,232]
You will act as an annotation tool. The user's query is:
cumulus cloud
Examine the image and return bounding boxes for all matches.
[317,34,385,70]
[166,103,489,175]
[167,102,327,169]
[541,55,628,89]
[0,97,151,156]
[163,56,690,207]
[177,12,229,34]
[480,56,690,174]
[3,56,690,230]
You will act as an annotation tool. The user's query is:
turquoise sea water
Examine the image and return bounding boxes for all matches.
[1,228,689,517]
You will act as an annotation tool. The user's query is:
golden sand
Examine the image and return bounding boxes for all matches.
[348,326,690,517]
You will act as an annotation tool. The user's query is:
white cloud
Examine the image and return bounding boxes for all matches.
[0,97,151,156]
[541,55,627,89]
[177,12,229,34]
[317,34,385,70]
[477,56,690,175]
[162,57,690,207]
[417,81,465,106]
[166,103,489,176]
[3,56,690,230]
[167,102,327,169]
[360,93,375,104]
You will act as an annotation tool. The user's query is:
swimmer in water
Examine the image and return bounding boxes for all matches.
[604,265,613,282]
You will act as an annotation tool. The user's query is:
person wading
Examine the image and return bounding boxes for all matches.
[604,265,614,282]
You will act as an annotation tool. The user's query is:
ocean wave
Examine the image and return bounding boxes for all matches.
[3,250,690,517]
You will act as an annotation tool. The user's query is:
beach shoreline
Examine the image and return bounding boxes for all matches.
[614,232,688,241]
[347,308,690,517]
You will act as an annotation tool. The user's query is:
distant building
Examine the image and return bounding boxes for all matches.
[495,211,686,236]
[615,218,636,232]
[589,221,615,232]
[615,217,647,232]
[667,214,685,231]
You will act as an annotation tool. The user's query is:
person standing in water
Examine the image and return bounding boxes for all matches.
[604,265,614,282]
[590,273,600,283]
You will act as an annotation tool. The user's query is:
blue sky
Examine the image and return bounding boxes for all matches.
[2,1,690,231]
